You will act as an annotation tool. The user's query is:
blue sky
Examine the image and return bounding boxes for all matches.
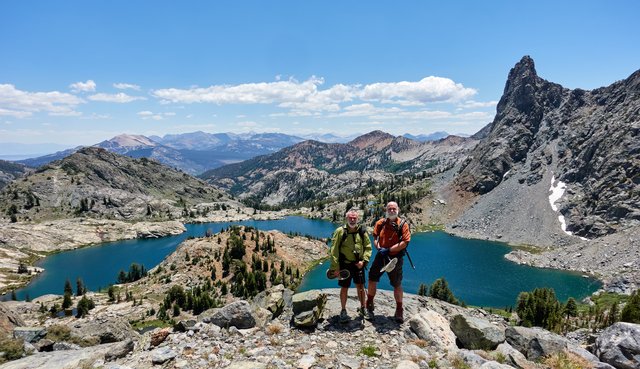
[1,1,638,149]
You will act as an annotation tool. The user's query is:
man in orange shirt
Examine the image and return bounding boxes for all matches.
[366,201,411,323]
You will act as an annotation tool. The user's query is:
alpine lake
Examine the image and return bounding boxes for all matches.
[9,216,600,308]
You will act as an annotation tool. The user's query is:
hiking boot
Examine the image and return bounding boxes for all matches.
[339,309,349,324]
[394,306,404,323]
[365,298,374,320]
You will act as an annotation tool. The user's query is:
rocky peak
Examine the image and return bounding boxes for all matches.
[348,130,395,150]
[95,134,157,151]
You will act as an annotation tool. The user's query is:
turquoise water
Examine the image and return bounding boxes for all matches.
[8,217,600,307]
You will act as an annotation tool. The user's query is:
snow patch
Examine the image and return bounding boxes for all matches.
[548,175,566,211]
[549,175,587,240]
[502,170,511,179]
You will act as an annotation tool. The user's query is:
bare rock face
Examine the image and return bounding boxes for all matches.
[456,56,640,238]
[594,322,640,369]
[0,303,25,336]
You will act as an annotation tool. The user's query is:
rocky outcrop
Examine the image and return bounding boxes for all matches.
[2,289,635,369]
[594,322,640,369]
[200,300,256,329]
[455,56,639,239]
[0,160,30,191]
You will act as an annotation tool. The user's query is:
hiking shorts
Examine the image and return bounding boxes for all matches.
[368,252,404,287]
[338,261,366,288]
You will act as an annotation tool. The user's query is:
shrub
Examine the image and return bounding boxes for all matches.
[428,278,460,305]
[0,337,25,363]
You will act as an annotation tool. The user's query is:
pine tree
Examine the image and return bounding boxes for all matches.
[417,283,428,296]
[76,278,86,296]
[620,289,640,323]
[428,278,459,305]
[564,297,578,318]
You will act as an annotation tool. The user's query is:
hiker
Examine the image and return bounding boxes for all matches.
[328,208,372,323]
[366,201,411,323]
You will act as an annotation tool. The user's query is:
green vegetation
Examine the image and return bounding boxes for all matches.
[620,289,640,323]
[427,277,464,306]
[516,288,563,332]
[359,345,378,357]
[116,263,147,284]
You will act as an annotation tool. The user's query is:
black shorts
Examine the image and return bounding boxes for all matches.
[338,261,366,288]
[368,253,404,287]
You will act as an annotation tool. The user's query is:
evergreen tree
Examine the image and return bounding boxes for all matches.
[620,289,640,323]
[564,297,578,318]
[76,278,86,296]
[62,292,73,310]
[417,283,428,296]
[64,279,73,296]
[516,288,562,332]
[428,278,459,305]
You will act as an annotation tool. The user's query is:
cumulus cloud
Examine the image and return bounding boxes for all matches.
[113,83,141,91]
[88,93,147,103]
[69,80,96,93]
[360,76,476,103]
[0,84,84,117]
[151,75,477,118]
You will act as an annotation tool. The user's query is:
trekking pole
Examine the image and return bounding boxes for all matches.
[405,250,416,269]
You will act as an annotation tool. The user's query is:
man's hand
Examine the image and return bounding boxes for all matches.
[378,247,389,257]
[356,261,364,269]
[330,269,339,278]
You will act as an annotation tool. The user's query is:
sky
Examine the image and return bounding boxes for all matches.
[1,1,638,152]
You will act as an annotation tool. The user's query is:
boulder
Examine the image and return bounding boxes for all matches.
[150,328,171,347]
[506,326,567,361]
[408,310,457,352]
[253,284,286,318]
[151,346,177,365]
[293,308,321,328]
[69,316,137,344]
[292,290,327,328]
[594,322,640,369]
[0,342,126,369]
[396,360,420,369]
[104,339,134,361]
[13,327,46,343]
[495,342,534,369]
[201,300,256,329]
[292,290,326,315]
[174,319,198,332]
[450,314,505,350]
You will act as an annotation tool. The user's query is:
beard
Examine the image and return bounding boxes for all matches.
[347,221,358,228]
[386,213,397,220]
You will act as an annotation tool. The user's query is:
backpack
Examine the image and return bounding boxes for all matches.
[375,218,409,255]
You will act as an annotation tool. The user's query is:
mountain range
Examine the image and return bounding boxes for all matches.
[201,131,478,206]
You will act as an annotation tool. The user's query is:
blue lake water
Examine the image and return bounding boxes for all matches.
[8,216,600,307]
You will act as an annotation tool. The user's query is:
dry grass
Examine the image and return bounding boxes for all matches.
[411,338,428,348]
[266,322,283,335]
[543,351,594,369]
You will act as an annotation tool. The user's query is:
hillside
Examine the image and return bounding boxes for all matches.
[0,160,30,190]
[202,131,478,207]
[0,147,231,223]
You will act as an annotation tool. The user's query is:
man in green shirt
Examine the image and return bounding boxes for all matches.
[329,209,372,323]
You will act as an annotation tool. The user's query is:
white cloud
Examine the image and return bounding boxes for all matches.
[0,84,84,117]
[88,93,147,103]
[360,76,476,104]
[69,80,96,93]
[113,83,141,91]
[458,100,498,109]
[137,110,174,121]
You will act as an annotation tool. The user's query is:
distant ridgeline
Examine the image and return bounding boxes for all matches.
[0,159,30,190]
[201,131,478,208]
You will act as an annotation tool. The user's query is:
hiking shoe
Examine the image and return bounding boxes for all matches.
[339,309,349,324]
[365,299,374,320]
[365,308,374,320]
[394,306,404,323]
